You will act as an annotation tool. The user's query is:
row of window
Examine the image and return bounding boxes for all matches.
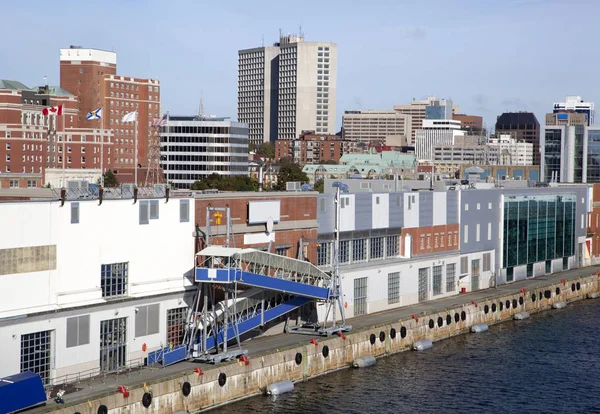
[419,231,458,250]
[317,236,399,266]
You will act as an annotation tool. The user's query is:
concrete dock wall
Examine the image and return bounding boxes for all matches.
[48,274,599,414]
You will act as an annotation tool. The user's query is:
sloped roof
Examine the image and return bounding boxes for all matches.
[45,86,74,96]
[0,80,31,91]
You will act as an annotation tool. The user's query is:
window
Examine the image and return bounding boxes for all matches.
[275,247,289,256]
[446,264,456,292]
[9,180,19,188]
[317,242,331,266]
[487,222,492,240]
[21,330,52,385]
[464,225,468,243]
[477,203,481,210]
[66,315,90,347]
[339,240,350,264]
[448,233,452,247]
[388,272,400,304]
[434,234,439,248]
[476,224,480,242]
[135,304,160,337]
[426,234,431,248]
[369,237,384,260]
[440,232,445,247]
[27,180,37,188]
[352,239,366,262]
[454,231,458,246]
[483,253,491,272]
[420,235,425,250]
[5,143,9,150]
[71,202,79,224]
[386,236,399,257]
[433,265,443,295]
[101,262,128,297]
[465,204,469,211]
[139,200,149,224]
[79,68,84,74]
[167,307,187,347]
[354,277,368,315]
[100,318,127,372]
[460,256,468,274]
[180,199,190,222]
[150,200,159,219]
[488,202,492,210]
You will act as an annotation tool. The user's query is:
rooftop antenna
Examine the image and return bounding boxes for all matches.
[279,28,282,39]
[299,25,303,37]
[261,35,264,47]
[199,91,204,117]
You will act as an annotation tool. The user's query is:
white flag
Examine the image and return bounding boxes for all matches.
[121,111,138,123]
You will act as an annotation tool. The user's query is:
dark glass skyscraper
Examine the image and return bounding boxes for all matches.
[495,112,541,165]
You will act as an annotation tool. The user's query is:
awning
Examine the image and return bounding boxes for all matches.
[196,246,241,257]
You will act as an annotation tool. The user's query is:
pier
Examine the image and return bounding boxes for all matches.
[36,265,600,413]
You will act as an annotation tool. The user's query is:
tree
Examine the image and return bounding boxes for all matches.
[275,162,309,191]
[313,178,324,193]
[99,170,119,187]
[257,142,275,159]
[190,173,257,191]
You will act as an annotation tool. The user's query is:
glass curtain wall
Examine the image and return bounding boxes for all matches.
[503,194,575,270]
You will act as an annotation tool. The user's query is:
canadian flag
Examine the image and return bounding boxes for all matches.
[42,105,63,116]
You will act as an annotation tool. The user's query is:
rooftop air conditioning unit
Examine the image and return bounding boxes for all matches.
[286,182,302,192]
[67,180,89,189]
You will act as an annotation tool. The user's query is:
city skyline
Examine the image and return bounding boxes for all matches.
[2,0,598,131]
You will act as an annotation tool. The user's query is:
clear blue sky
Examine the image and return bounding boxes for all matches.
[2,0,597,131]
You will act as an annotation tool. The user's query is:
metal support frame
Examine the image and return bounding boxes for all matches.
[287,184,352,336]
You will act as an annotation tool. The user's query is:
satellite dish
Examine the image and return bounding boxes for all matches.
[266,217,274,234]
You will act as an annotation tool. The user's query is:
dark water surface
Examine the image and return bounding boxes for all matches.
[212,299,600,413]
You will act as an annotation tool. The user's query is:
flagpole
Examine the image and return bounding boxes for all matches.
[167,111,169,187]
[134,114,138,186]
[62,110,65,187]
[100,131,104,187]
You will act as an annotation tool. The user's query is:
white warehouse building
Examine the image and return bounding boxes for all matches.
[0,195,195,384]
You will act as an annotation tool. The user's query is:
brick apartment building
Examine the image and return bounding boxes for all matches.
[0,80,113,184]
[453,113,484,135]
[60,46,161,183]
[275,131,358,165]
[194,191,318,263]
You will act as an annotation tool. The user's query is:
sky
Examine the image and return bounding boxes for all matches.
[2,0,598,131]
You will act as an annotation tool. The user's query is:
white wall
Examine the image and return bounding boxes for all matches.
[337,251,491,319]
[403,193,419,228]
[0,197,195,317]
[372,193,389,229]
[339,194,355,231]
[0,295,190,379]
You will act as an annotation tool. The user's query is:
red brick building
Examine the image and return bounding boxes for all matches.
[194,192,318,263]
[0,81,113,184]
[60,46,161,183]
[453,114,484,135]
[275,132,358,165]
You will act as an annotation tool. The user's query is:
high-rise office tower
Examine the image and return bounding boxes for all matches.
[238,45,280,146]
[495,112,540,165]
[394,97,460,145]
[60,46,161,181]
[238,34,337,145]
[552,96,594,126]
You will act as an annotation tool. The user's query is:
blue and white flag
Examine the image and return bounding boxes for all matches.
[86,107,102,120]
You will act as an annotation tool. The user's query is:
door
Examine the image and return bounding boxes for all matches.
[471,259,480,291]
[418,268,429,302]
[100,318,127,372]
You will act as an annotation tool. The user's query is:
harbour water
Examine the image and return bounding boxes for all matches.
[212,299,600,413]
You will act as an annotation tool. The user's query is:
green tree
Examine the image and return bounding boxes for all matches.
[257,142,275,158]
[275,161,309,191]
[190,173,257,191]
[313,178,324,193]
[99,170,119,187]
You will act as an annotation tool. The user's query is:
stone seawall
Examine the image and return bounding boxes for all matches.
[51,274,599,414]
